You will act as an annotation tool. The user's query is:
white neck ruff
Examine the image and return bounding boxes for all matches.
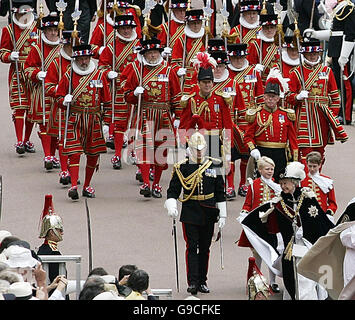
[60,47,72,61]
[184,24,205,39]
[303,56,321,66]
[137,53,164,67]
[106,13,115,26]
[73,60,96,76]
[240,15,260,29]
[42,33,60,46]
[116,29,137,42]
[257,29,275,42]
[12,12,34,29]
[171,12,184,24]
[282,49,300,66]
[228,59,249,72]
[214,69,229,82]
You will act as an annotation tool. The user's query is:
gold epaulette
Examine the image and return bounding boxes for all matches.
[280,107,296,121]
[172,158,189,176]
[245,107,262,123]
[215,91,233,107]
[180,92,196,108]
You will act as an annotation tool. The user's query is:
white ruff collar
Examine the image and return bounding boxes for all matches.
[137,53,164,67]
[257,29,275,42]
[60,47,72,61]
[171,12,184,24]
[308,172,333,194]
[228,59,249,72]
[12,13,34,29]
[282,49,299,66]
[184,24,204,39]
[303,56,321,66]
[73,60,96,76]
[106,14,115,26]
[261,175,282,194]
[116,29,137,42]
[42,33,60,46]
[240,15,260,29]
[214,69,229,83]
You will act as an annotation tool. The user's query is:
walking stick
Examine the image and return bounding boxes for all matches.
[38,2,47,125]
[172,218,180,292]
[180,0,191,91]
[111,0,119,124]
[340,68,346,123]
[8,0,22,106]
[103,0,107,47]
[85,198,93,273]
[63,5,81,148]
[294,20,313,147]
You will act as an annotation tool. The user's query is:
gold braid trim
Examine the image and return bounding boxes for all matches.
[174,160,213,202]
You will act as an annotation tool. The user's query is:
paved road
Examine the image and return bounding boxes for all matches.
[0,15,354,301]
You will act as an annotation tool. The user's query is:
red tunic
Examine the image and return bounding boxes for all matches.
[301,174,337,215]
[0,20,37,110]
[123,60,182,158]
[229,24,261,46]
[24,38,60,124]
[55,65,111,156]
[157,19,185,48]
[286,63,348,148]
[238,177,278,247]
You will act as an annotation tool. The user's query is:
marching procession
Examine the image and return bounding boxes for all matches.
[0,0,355,302]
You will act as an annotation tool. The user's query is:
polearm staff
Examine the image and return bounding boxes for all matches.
[103,0,107,47]
[294,20,312,147]
[56,0,67,142]
[38,1,46,125]
[133,0,157,154]
[63,3,81,148]
[180,0,191,90]
[203,0,213,50]
[275,4,285,107]
[85,198,93,273]
[166,0,172,50]
[220,0,230,56]
[111,0,119,124]
[9,0,22,106]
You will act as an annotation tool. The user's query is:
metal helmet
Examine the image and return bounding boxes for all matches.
[188,131,207,151]
[39,195,63,241]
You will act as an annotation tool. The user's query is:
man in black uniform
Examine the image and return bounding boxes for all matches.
[165,131,227,295]
[37,194,65,288]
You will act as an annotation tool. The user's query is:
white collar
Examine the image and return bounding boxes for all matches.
[137,53,164,67]
[106,13,115,26]
[257,29,275,42]
[281,48,300,66]
[228,59,249,72]
[261,175,282,194]
[12,12,34,29]
[239,15,260,30]
[60,47,72,61]
[184,24,205,39]
[41,33,60,46]
[116,29,137,42]
[73,60,96,76]
[214,69,229,82]
[171,12,184,24]
[308,172,333,194]
[303,56,321,66]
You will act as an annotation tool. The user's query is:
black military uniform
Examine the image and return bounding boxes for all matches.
[166,154,226,294]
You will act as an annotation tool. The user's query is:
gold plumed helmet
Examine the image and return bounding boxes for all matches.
[187,131,207,151]
[39,194,63,241]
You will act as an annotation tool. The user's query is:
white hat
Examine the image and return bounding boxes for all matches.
[0,230,12,243]
[4,245,39,268]
[93,290,123,300]
[279,161,306,181]
[8,282,36,300]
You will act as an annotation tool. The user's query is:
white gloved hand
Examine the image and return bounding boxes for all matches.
[250,148,261,160]
[108,71,118,80]
[163,47,172,56]
[217,202,227,229]
[177,67,186,77]
[236,210,248,224]
[173,119,180,129]
[317,2,326,14]
[338,41,355,71]
[10,51,19,61]
[37,71,47,81]
[254,64,264,73]
[164,198,179,218]
[102,124,109,135]
[134,86,144,96]
[303,28,331,41]
[63,94,73,106]
[296,90,309,100]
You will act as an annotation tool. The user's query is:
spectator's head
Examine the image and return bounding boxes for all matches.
[79,275,106,300]
[118,264,138,281]
[88,267,108,277]
[126,269,149,294]
[0,236,20,254]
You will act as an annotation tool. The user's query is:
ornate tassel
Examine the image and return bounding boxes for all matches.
[284,236,294,261]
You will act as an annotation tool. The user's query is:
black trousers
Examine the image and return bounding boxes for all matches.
[182,222,215,286]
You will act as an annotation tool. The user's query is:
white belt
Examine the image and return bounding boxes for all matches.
[331,31,344,37]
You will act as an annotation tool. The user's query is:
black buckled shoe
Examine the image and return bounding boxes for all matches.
[59,171,70,185]
[24,141,35,153]
[238,184,248,197]
[226,187,236,200]
[52,157,61,169]
[152,184,162,198]
[68,187,79,200]
[105,135,115,150]
[198,284,210,293]
[44,156,53,170]
[135,169,143,183]
[187,284,198,295]
[82,186,96,198]
[111,156,122,170]
[139,183,151,197]
[15,141,25,155]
